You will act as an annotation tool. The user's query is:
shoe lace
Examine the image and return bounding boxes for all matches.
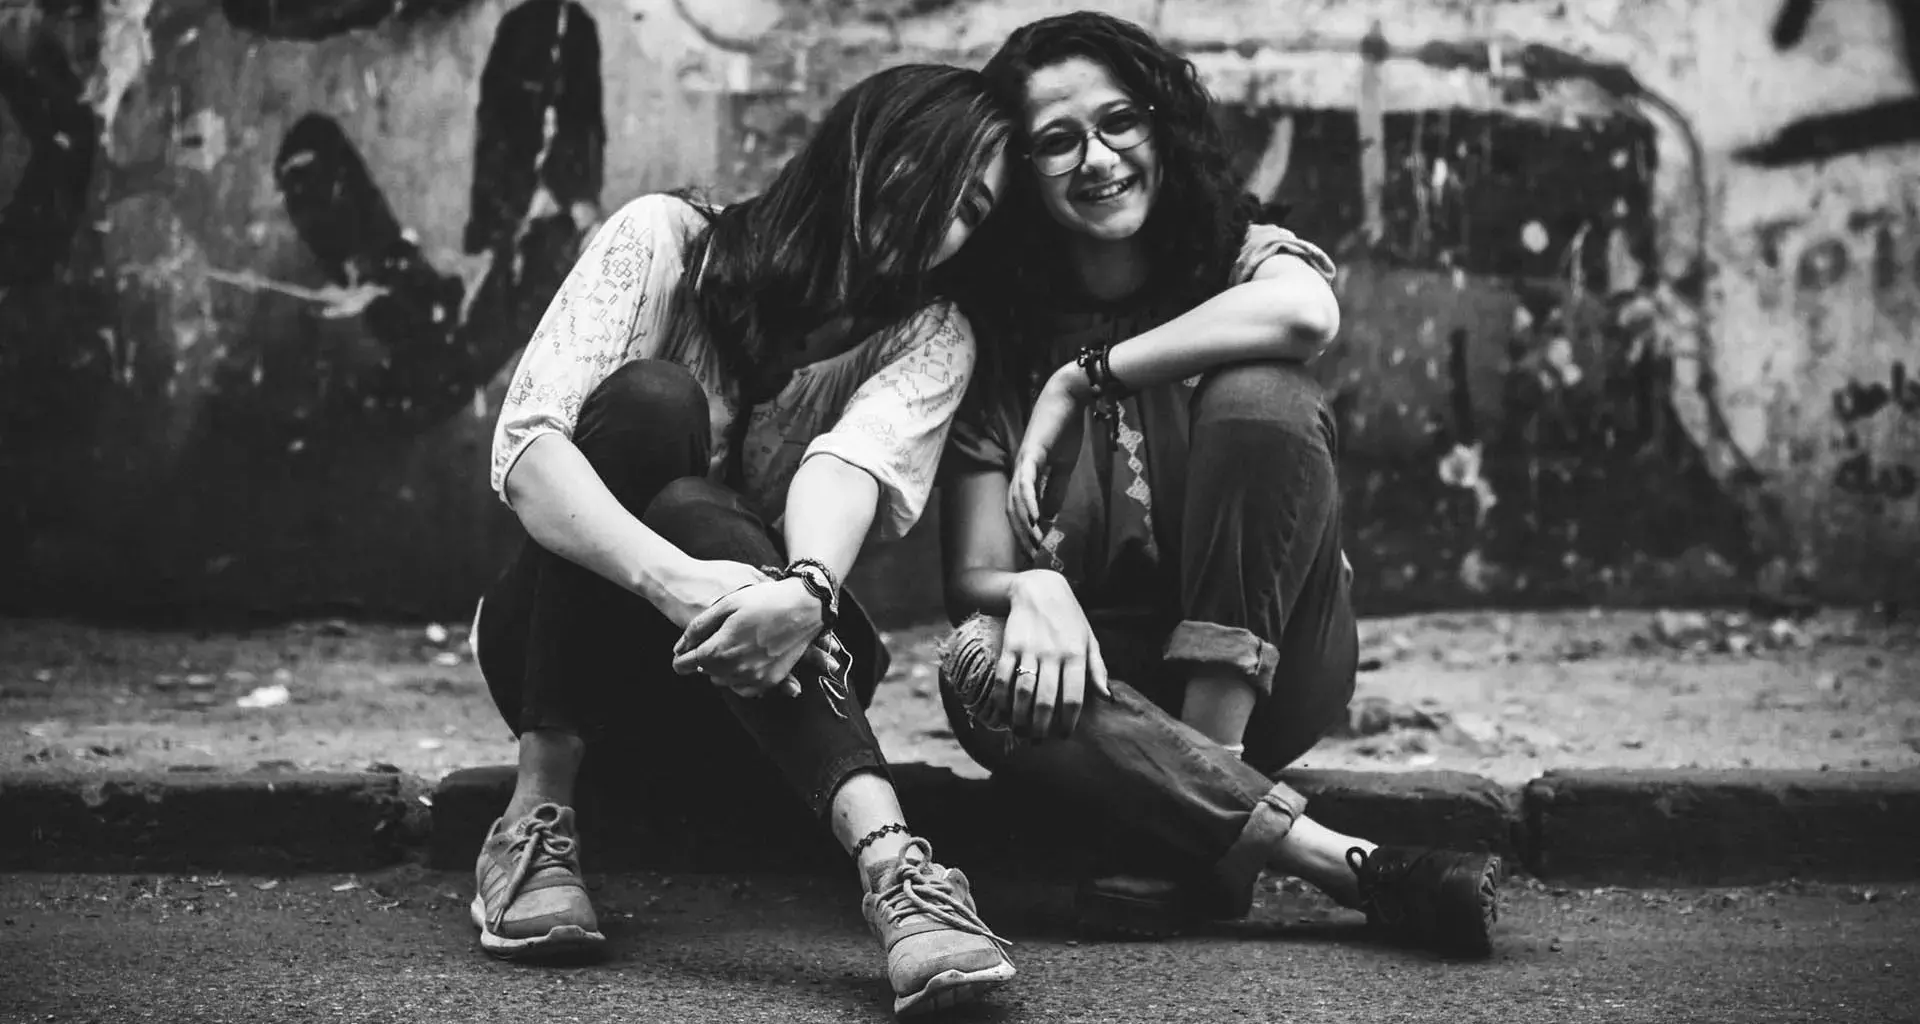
[1346,845,1415,928]
[876,860,1013,954]
[489,816,576,932]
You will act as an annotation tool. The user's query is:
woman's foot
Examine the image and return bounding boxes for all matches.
[861,838,1017,1017]
[470,803,607,961]
[1346,845,1502,958]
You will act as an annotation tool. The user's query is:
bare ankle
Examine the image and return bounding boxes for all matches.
[505,729,585,820]
[1180,673,1257,746]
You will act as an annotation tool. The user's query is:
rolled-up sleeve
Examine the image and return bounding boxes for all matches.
[802,303,978,542]
[1234,223,1337,284]
[488,194,681,504]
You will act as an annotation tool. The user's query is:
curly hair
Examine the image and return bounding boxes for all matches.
[956,12,1259,403]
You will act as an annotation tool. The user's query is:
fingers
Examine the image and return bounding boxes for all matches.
[993,645,1020,724]
[1087,638,1112,701]
[1026,655,1061,739]
[672,594,737,660]
[1055,652,1086,738]
[799,643,841,678]
[1008,656,1038,736]
[779,676,802,698]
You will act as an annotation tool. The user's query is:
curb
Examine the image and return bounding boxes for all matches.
[1,769,426,873]
[5,767,1917,884]
[1523,769,1920,885]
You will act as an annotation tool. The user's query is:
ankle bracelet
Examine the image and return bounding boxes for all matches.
[854,822,911,856]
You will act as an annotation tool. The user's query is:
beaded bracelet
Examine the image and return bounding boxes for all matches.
[854,822,911,856]
[1075,343,1131,446]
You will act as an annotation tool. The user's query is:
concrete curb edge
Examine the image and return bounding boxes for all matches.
[5,766,1917,884]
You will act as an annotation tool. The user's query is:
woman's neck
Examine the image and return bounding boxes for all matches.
[1067,234,1150,303]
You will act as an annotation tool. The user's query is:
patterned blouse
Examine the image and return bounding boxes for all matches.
[944,224,1337,611]
[490,194,977,543]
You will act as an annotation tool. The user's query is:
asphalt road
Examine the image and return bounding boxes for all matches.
[1,867,1914,1023]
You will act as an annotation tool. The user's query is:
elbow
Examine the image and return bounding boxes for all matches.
[1295,294,1340,357]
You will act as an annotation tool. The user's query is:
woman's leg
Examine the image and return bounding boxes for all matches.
[476,361,1012,1008]
[470,359,712,960]
[1169,361,1357,761]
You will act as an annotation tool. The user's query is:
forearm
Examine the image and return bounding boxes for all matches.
[780,454,881,585]
[1103,276,1339,391]
[503,433,697,610]
[948,566,1022,621]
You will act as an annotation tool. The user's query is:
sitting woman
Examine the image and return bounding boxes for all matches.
[938,13,1501,956]
[471,64,1017,1016]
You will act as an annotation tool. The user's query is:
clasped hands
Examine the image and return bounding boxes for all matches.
[668,560,843,699]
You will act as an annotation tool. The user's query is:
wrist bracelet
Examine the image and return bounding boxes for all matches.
[761,558,839,631]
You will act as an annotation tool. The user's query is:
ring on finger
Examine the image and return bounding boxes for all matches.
[1014,666,1036,678]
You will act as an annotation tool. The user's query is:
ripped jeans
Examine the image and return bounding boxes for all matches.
[938,362,1358,914]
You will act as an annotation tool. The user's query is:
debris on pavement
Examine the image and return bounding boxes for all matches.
[236,684,291,709]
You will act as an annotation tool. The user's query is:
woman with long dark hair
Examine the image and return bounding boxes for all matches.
[939,13,1502,956]
[471,64,1016,1016]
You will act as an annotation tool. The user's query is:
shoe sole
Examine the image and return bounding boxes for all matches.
[469,895,608,962]
[893,961,1017,1017]
[1436,854,1502,959]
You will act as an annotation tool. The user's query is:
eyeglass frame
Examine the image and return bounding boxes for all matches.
[1024,104,1157,178]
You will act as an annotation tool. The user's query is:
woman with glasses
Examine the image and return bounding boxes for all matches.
[469,64,1017,1016]
[936,12,1502,956]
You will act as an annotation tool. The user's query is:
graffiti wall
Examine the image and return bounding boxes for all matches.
[1,0,1915,622]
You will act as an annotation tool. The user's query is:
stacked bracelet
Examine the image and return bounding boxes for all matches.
[1075,344,1131,446]
[761,557,840,631]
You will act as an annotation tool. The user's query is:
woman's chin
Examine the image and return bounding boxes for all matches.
[1070,208,1149,243]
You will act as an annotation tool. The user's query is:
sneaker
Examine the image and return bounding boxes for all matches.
[1347,845,1501,958]
[861,838,1016,1017]
[470,803,606,960]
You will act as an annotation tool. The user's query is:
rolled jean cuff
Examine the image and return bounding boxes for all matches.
[1163,620,1280,697]
[1209,779,1309,917]
[809,750,890,819]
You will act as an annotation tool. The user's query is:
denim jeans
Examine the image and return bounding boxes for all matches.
[475,359,892,820]
[939,362,1358,915]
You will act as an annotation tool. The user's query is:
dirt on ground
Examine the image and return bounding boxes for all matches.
[2,608,1917,788]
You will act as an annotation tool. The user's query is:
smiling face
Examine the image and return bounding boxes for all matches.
[928,145,1009,269]
[1022,56,1161,243]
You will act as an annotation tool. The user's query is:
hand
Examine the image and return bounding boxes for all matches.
[671,577,833,697]
[992,570,1111,740]
[661,559,773,630]
[1007,364,1092,560]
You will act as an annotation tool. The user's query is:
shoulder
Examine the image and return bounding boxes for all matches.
[590,193,709,252]
[1235,223,1337,284]
[876,300,978,360]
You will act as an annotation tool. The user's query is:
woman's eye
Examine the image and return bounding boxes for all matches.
[1032,133,1079,157]
[1102,110,1145,134]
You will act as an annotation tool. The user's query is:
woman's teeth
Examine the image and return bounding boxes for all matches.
[1076,178,1133,203]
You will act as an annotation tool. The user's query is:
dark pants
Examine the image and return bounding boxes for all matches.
[476,360,893,821]
[939,362,1358,914]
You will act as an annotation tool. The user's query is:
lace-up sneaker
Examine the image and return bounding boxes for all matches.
[861,838,1016,1017]
[1348,845,1501,958]
[470,803,606,960]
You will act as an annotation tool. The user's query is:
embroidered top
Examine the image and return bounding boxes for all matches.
[490,194,977,543]
[943,224,1337,606]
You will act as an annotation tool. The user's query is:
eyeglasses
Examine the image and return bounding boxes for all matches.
[1027,105,1155,177]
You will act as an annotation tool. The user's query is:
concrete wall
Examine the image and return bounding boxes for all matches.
[2,0,1916,625]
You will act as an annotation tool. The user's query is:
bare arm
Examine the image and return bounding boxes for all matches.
[941,467,1026,623]
[1099,254,1340,394]
[780,452,881,594]
[503,434,704,617]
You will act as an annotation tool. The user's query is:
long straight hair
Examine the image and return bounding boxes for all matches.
[669,64,1012,408]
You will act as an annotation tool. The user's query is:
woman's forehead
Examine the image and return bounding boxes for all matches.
[1024,57,1129,124]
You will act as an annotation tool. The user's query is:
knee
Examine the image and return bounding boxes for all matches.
[938,614,1005,708]
[579,359,708,436]
[1191,361,1327,439]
